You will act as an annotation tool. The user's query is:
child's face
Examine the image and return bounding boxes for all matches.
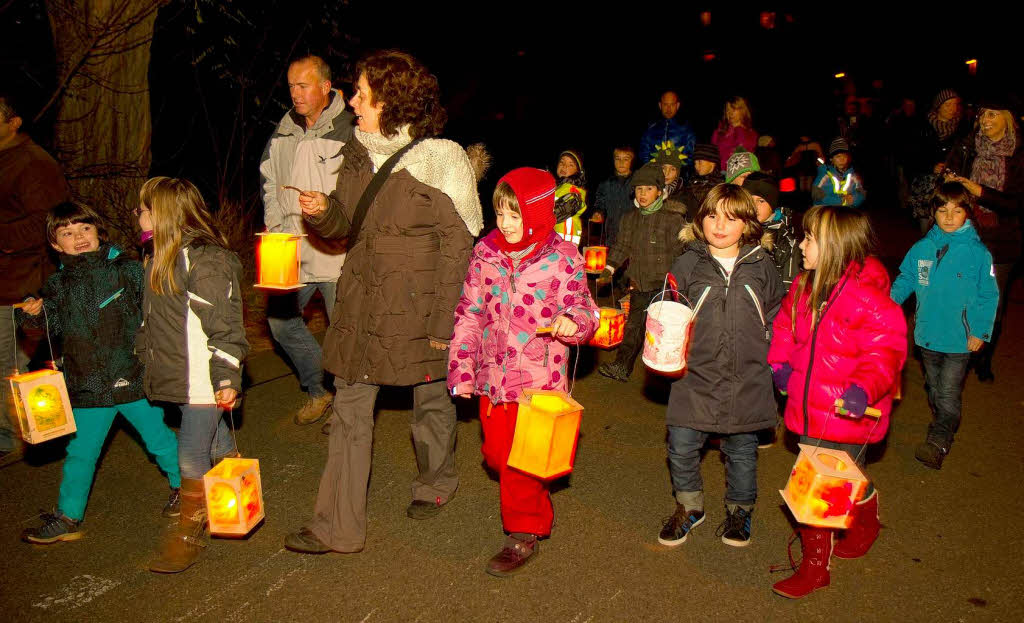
[556,155,579,179]
[495,203,524,244]
[832,153,850,171]
[753,195,774,223]
[726,104,744,127]
[703,204,744,256]
[800,231,819,270]
[935,202,968,233]
[51,222,100,256]
[634,185,660,208]
[695,160,715,176]
[136,204,153,233]
[662,164,680,185]
[612,150,634,176]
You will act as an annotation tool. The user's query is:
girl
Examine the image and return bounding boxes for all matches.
[139,177,249,574]
[711,96,758,169]
[553,150,587,245]
[659,184,784,549]
[449,167,598,577]
[768,206,906,599]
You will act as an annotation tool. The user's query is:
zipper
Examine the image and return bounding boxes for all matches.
[544,343,549,367]
[801,272,851,436]
[961,308,970,343]
[745,284,769,341]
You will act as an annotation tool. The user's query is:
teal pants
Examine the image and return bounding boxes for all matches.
[58,398,181,520]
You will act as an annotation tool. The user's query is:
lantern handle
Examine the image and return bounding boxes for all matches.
[8,304,58,375]
[518,327,583,398]
[809,404,881,466]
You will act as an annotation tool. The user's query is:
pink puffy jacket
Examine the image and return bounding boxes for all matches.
[768,257,907,444]
[448,230,599,404]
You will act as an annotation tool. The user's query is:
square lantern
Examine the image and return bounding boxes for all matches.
[8,369,76,444]
[619,295,631,318]
[588,307,626,348]
[583,246,608,274]
[204,457,265,536]
[255,232,306,291]
[507,389,584,480]
[780,444,869,529]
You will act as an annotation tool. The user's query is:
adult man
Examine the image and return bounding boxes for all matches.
[260,55,354,425]
[0,93,71,466]
[639,91,696,167]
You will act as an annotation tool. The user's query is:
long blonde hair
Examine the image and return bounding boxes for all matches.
[793,206,874,329]
[139,176,229,295]
[719,96,753,132]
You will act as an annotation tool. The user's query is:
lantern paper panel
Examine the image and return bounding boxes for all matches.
[588,307,626,348]
[8,369,76,444]
[255,232,306,291]
[780,444,868,529]
[204,458,265,536]
[507,389,584,480]
[583,246,608,274]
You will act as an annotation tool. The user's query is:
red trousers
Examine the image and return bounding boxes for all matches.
[479,397,553,536]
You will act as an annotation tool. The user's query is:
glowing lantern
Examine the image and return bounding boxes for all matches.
[780,444,869,529]
[619,295,631,317]
[203,457,265,536]
[255,232,306,291]
[588,307,625,348]
[507,389,584,480]
[8,369,76,444]
[583,246,608,274]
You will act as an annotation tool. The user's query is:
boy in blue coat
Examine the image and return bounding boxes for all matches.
[891,182,999,469]
[812,138,866,207]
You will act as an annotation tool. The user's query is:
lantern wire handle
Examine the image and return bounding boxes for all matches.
[8,304,57,375]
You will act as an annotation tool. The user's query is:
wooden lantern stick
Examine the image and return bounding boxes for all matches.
[834,399,882,418]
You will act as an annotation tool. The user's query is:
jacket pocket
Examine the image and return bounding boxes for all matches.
[744,284,769,341]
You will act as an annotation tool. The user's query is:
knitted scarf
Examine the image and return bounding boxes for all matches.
[636,194,665,215]
[928,110,960,141]
[972,128,1017,195]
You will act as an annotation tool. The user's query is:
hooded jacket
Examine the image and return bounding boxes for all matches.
[763,207,802,287]
[891,222,999,353]
[606,198,688,292]
[812,163,866,207]
[768,257,907,444]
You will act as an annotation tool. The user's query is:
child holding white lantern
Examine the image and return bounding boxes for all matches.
[449,167,598,577]
[768,206,907,599]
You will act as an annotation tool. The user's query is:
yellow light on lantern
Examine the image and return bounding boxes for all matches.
[8,369,76,444]
[780,444,869,529]
[506,389,584,480]
[583,246,608,274]
[588,307,626,348]
[203,457,265,536]
[255,232,306,291]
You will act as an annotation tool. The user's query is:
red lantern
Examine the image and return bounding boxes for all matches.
[588,307,625,348]
[583,246,608,274]
[204,458,265,536]
[780,444,869,529]
[255,232,306,291]
[506,389,584,480]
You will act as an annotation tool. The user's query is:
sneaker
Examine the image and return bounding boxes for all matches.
[407,496,450,520]
[716,507,752,547]
[294,393,333,425]
[658,504,705,546]
[915,440,948,470]
[22,511,82,544]
[598,362,631,382]
[163,487,181,518]
[486,534,538,577]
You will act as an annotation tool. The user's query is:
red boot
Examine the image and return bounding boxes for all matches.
[834,490,879,559]
[772,527,833,599]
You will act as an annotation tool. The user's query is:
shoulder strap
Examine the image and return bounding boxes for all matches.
[348,139,423,243]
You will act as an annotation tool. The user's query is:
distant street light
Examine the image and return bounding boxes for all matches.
[966,59,978,76]
[834,72,846,79]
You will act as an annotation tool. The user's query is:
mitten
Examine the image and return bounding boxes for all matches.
[838,384,869,419]
[772,363,793,395]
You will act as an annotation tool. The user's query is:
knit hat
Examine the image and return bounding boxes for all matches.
[630,162,665,189]
[693,143,720,165]
[932,88,960,111]
[495,167,557,252]
[742,172,780,210]
[724,148,760,183]
[559,150,584,174]
[828,137,851,157]
[652,141,689,170]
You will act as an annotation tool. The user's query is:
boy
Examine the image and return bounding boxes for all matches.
[679,143,725,220]
[742,172,801,287]
[813,138,866,207]
[724,148,760,185]
[554,150,587,245]
[598,163,687,381]
[654,141,688,201]
[19,202,181,543]
[891,183,999,469]
[593,146,635,247]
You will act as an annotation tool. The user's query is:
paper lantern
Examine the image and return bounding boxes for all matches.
[507,389,584,480]
[8,369,76,444]
[203,457,265,536]
[588,307,625,348]
[619,295,631,318]
[255,232,306,291]
[780,444,869,529]
[583,246,608,274]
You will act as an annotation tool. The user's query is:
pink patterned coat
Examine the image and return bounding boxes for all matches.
[448,230,599,404]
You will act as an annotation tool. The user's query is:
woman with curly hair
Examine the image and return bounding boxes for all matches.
[285,50,484,555]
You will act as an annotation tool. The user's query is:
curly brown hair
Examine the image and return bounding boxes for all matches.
[356,50,446,140]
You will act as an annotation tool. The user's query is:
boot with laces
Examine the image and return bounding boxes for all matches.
[22,511,82,544]
[772,527,834,599]
[162,487,181,518]
[149,478,207,573]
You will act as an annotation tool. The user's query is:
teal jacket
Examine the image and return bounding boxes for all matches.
[891,222,999,353]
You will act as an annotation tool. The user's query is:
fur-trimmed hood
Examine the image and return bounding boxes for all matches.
[677,221,774,252]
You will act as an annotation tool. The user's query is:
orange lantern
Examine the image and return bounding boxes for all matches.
[8,369,76,444]
[583,246,608,274]
[588,307,625,348]
[255,232,306,291]
[619,295,631,318]
[780,444,869,529]
[506,389,584,480]
[204,457,265,536]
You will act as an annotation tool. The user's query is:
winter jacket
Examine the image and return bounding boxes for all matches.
[304,135,476,386]
[593,174,632,246]
[640,118,696,164]
[606,199,688,292]
[711,126,759,168]
[677,172,725,221]
[137,243,248,404]
[768,257,907,444]
[665,233,786,432]
[553,182,586,245]
[0,135,71,304]
[23,245,146,407]
[763,207,802,287]
[448,230,599,404]
[812,164,866,207]
[259,90,354,283]
[891,222,999,353]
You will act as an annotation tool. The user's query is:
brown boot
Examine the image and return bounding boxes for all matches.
[485,533,539,577]
[149,478,208,573]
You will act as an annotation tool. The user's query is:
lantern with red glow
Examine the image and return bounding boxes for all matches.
[583,246,608,274]
[8,369,76,444]
[588,307,625,348]
[780,444,869,529]
[506,389,584,480]
[255,232,306,291]
[204,457,265,536]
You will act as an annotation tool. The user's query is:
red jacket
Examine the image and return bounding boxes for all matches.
[768,257,907,444]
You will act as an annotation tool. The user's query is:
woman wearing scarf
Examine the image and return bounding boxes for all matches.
[908,90,966,230]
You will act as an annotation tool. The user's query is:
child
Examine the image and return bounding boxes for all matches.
[593,146,635,247]
[743,172,802,287]
[653,140,688,200]
[449,168,598,576]
[711,96,759,169]
[19,202,182,544]
[553,150,587,245]
[679,143,725,220]
[658,184,784,549]
[768,206,906,599]
[139,177,248,574]
[891,183,998,469]
[598,163,687,381]
[724,148,760,185]
[813,138,866,207]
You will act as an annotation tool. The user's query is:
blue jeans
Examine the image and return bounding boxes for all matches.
[266,282,336,397]
[920,348,971,447]
[667,426,758,506]
[177,404,237,480]
[0,305,30,452]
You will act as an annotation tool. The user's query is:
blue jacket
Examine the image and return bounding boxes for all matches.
[640,118,696,164]
[812,164,866,207]
[891,222,999,353]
